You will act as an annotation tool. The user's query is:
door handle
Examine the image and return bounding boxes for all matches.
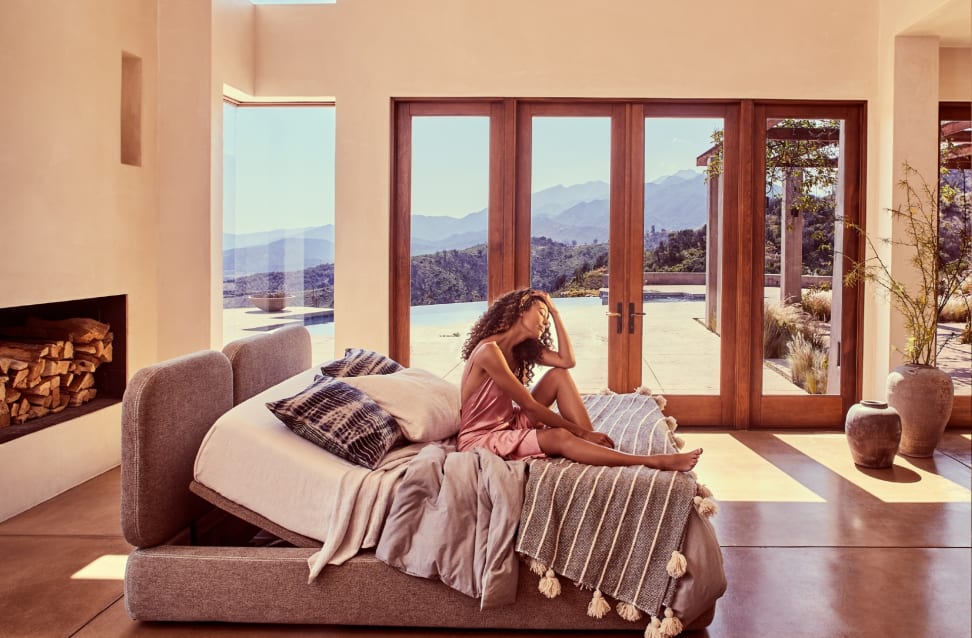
[605,302,622,334]
[628,302,646,334]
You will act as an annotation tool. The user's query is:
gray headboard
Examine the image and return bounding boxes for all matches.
[222,324,312,405]
[121,324,313,549]
[121,350,234,548]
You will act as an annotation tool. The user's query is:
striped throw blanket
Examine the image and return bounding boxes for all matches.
[515,392,697,629]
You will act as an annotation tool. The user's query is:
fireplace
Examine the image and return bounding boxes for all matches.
[0,295,126,444]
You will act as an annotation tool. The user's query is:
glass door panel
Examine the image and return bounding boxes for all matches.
[642,118,724,395]
[938,113,971,406]
[529,116,611,392]
[409,116,490,382]
[761,118,843,397]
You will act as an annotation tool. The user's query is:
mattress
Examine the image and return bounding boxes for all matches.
[194,368,363,544]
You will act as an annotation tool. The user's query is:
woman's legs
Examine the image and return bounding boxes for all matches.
[536,428,702,471]
[531,367,593,431]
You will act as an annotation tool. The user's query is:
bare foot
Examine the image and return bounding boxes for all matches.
[653,448,702,471]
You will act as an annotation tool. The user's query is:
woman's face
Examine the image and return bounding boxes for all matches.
[520,299,550,338]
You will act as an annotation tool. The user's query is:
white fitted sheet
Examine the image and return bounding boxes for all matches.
[193,368,363,543]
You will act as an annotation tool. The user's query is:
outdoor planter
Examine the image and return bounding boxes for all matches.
[248,294,295,312]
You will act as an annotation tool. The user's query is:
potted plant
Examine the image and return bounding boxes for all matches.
[845,162,970,456]
[248,290,295,313]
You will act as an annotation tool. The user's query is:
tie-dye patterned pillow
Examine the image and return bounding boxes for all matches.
[267,376,402,469]
[320,348,404,378]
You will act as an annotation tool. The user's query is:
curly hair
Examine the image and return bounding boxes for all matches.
[461,288,553,385]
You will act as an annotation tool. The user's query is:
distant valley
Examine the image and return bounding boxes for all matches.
[223,170,707,276]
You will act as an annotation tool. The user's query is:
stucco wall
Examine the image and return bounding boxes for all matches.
[0,0,159,519]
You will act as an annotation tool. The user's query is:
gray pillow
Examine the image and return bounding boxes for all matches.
[320,347,404,378]
[266,376,402,469]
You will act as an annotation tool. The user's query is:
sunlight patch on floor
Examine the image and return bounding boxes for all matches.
[776,434,972,503]
[71,554,128,580]
[686,433,825,502]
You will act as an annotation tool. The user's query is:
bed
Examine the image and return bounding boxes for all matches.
[121,324,725,632]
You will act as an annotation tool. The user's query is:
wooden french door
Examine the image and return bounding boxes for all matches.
[750,102,865,427]
[390,99,865,428]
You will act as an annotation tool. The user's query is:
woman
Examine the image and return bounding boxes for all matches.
[458,288,702,471]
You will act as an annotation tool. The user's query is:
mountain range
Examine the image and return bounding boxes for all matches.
[223,170,707,277]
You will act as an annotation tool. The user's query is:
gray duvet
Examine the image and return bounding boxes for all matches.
[375,443,527,609]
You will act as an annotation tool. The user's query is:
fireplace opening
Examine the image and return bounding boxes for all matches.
[0,295,126,444]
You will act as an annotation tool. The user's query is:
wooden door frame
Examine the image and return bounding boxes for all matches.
[389,98,867,429]
[750,101,867,428]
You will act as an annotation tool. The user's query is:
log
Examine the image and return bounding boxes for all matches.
[0,402,9,428]
[41,359,70,377]
[99,342,112,363]
[73,353,102,371]
[0,357,28,372]
[10,368,29,389]
[27,405,49,420]
[68,373,95,393]
[24,317,110,343]
[6,388,21,403]
[25,379,51,397]
[0,342,49,362]
[26,394,52,408]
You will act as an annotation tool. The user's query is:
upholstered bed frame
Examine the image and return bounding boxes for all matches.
[120,325,717,630]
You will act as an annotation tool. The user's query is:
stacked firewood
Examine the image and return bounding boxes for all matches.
[0,317,112,427]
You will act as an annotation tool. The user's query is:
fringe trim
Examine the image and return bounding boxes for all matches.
[644,615,663,638]
[653,394,668,410]
[617,601,643,622]
[528,558,546,576]
[587,589,611,618]
[693,495,718,518]
[538,568,561,598]
[666,550,687,578]
[660,607,684,636]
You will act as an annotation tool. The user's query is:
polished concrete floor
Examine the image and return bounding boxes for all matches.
[1,431,969,638]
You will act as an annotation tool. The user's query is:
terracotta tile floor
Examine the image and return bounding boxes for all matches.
[1,431,969,638]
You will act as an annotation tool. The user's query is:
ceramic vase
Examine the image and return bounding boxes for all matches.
[844,400,901,468]
[886,363,954,457]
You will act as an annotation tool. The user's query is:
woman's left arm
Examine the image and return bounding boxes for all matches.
[538,295,576,369]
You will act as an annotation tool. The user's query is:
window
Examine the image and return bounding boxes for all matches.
[222,101,336,363]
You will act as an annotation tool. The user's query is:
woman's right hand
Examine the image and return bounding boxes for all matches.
[581,430,614,448]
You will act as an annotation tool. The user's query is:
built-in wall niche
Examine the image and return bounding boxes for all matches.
[121,52,142,166]
[0,295,126,444]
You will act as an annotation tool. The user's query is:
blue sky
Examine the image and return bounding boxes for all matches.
[225,105,722,233]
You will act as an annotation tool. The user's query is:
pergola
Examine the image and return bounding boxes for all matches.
[694,117,971,393]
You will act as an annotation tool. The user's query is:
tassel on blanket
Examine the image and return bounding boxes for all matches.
[538,568,562,598]
[653,394,667,410]
[693,495,718,518]
[644,615,663,638]
[664,415,678,431]
[617,601,643,622]
[696,483,713,499]
[660,607,684,636]
[636,384,653,395]
[587,589,611,618]
[528,558,546,576]
[666,549,687,578]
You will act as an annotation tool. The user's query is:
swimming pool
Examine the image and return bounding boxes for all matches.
[303,296,604,336]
